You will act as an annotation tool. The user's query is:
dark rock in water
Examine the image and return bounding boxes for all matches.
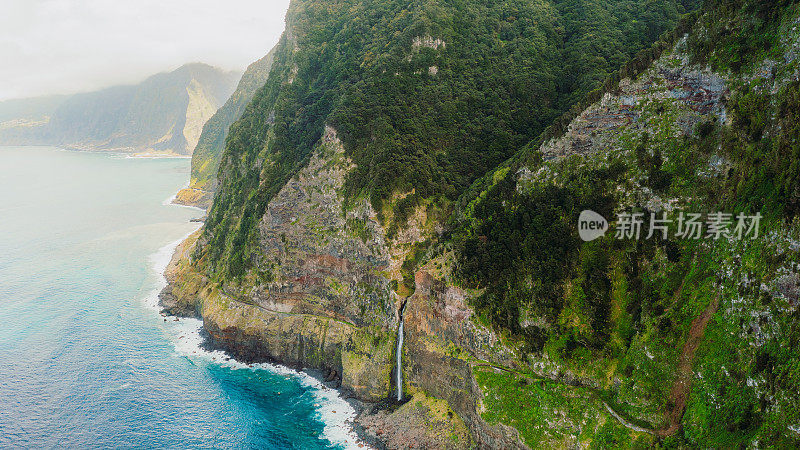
[189,217,206,223]
[325,368,338,382]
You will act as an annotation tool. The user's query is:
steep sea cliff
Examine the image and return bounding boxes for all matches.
[162,1,800,447]
[0,146,370,449]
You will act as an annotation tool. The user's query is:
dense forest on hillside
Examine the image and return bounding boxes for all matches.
[203,0,700,279]
[452,0,798,351]
[448,0,800,444]
[170,0,800,446]
[189,50,277,192]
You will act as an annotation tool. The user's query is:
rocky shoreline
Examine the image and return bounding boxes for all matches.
[156,128,523,448]
[157,228,389,449]
[157,222,485,449]
[170,186,213,210]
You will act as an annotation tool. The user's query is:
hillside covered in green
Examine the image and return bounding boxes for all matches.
[202,0,700,279]
[163,0,800,447]
[447,0,800,445]
[189,49,277,193]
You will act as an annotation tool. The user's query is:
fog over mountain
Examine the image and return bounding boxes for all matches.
[0,0,289,101]
[0,64,241,155]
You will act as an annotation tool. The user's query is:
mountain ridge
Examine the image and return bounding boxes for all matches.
[0,63,241,156]
[173,49,278,208]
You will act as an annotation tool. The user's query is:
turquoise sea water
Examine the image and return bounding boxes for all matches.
[0,147,359,449]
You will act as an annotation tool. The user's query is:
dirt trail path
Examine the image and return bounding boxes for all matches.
[657,292,721,437]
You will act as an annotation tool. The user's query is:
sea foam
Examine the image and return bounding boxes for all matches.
[161,184,205,212]
[143,225,368,449]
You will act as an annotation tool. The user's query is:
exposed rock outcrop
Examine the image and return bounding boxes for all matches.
[161,125,525,448]
[539,39,728,161]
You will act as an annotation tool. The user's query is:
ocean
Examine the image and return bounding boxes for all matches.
[0,146,360,449]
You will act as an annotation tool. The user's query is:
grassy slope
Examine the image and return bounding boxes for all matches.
[449,1,800,446]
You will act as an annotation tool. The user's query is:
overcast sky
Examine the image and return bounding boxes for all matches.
[0,0,290,101]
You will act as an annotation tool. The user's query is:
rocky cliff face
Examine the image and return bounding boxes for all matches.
[162,0,800,448]
[164,125,397,393]
[162,125,524,448]
[183,79,220,154]
[174,49,278,209]
[162,123,490,446]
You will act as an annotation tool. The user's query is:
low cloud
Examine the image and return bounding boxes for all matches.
[0,0,290,100]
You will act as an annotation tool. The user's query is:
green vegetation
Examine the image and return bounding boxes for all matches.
[190,49,277,191]
[453,164,619,346]
[200,0,699,279]
[474,366,652,447]
[190,0,800,446]
[687,0,793,73]
[454,1,800,445]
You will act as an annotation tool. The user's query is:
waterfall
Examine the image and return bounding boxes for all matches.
[396,302,406,402]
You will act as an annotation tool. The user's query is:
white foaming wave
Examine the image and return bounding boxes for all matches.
[161,185,206,212]
[142,223,201,310]
[143,229,368,450]
[161,190,181,206]
[161,182,185,206]
[166,319,367,449]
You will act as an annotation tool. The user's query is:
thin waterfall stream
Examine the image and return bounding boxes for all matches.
[396,301,407,401]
